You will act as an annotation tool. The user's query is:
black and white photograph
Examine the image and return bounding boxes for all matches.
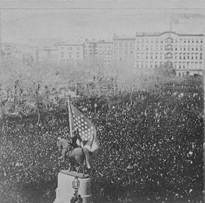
[0,0,204,202]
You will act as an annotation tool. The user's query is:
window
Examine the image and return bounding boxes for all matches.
[200,53,202,60]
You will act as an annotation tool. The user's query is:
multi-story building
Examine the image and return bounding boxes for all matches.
[2,43,39,65]
[1,43,18,58]
[83,39,97,59]
[83,39,113,65]
[135,31,204,77]
[95,40,113,65]
[55,42,84,64]
[113,35,135,66]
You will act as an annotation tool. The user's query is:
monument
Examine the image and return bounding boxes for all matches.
[54,170,92,203]
[54,99,99,203]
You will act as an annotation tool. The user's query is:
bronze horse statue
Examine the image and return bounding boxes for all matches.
[65,144,88,175]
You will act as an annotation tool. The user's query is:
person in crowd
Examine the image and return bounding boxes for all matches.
[1,78,203,202]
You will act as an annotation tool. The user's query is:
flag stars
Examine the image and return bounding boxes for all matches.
[70,104,96,141]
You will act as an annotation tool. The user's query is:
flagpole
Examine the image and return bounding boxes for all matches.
[67,96,73,138]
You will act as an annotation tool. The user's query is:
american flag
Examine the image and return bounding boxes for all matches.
[69,103,99,152]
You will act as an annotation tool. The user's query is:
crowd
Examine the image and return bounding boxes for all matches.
[0,76,203,203]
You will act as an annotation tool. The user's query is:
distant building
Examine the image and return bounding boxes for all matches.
[37,46,58,63]
[1,43,18,58]
[83,39,113,65]
[113,35,135,66]
[55,42,84,64]
[135,31,204,77]
[19,45,38,65]
[83,39,97,59]
[95,40,113,65]
[2,43,38,65]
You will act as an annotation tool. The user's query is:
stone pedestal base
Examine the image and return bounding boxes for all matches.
[54,170,92,203]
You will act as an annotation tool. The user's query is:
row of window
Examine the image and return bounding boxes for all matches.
[177,72,190,77]
[135,64,163,68]
[136,55,202,60]
[136,56,164,59]
[60,47,82,50]
[136,39,203,43]
[136,47,202,51]
[135,60,203,64]
[177,64,203,69]
[59,59,82,63]
[114,42,134,47]
[114,51,134,55]
[97,51,113,55]
[136,52,202,55]
[60,53,82,58]
[135,63,203,69]
[176,56,203,60]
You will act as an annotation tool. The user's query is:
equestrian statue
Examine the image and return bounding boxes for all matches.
[57,100,99,176]
[57,129,94,174]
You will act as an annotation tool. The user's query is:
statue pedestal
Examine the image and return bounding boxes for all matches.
[54,170,92,203]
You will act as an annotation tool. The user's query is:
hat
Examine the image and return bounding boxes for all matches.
[57,137,61,140]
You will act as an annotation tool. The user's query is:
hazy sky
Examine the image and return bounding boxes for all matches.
[1,0,205,45]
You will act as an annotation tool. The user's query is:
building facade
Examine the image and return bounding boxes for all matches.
[1,43,18,58]
[113,35,135,66]
[135,31,204,77]
[2,43,39,65]
[95,40,113,66]
[83,39,113,65]
[83,39,97,59]
[56,43,84,64]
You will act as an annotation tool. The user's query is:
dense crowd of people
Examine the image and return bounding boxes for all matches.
[0,76,203,203]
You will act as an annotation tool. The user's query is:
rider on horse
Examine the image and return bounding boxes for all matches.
[57,130,92,170]
[73,129,92,170]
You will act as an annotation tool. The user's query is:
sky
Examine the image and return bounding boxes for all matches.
[1,0,205,45]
